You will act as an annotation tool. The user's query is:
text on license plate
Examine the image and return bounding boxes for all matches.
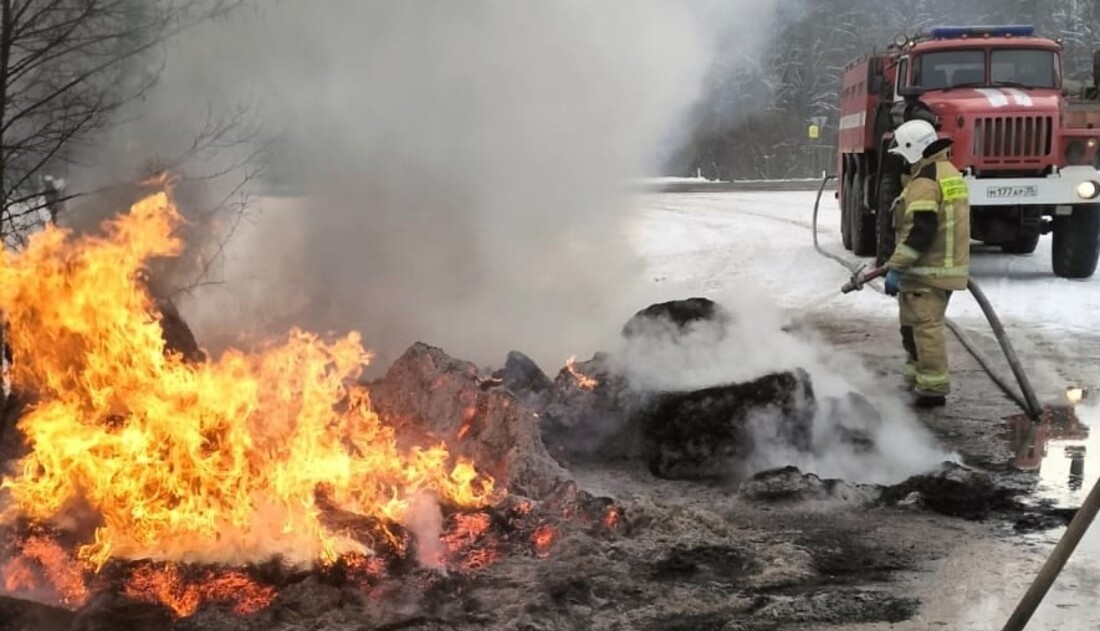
[986,185,1038,199]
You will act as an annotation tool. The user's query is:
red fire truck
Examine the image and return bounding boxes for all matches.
[837,25,1100,278]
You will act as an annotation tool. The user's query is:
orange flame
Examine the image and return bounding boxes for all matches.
[442,512,497,570]
[1,535,89,606]
[123,565,277,618]
[0,191,495,574]
[531,524,556,558]
[340,552,388,586]
[603,506,620,530]
[565,356,598,390]
[444,513,491,549]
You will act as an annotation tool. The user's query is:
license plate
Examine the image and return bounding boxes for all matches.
[986,185,1038,199]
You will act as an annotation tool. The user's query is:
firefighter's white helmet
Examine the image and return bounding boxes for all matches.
[888,119,940,164]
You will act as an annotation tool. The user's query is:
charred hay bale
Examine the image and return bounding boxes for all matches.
[621,297,731,340]
[739,466,876,503]
[879,463,1016,520]
[491,351,553,408]
[538,353,636,463]
[640,369,815,480]
[368,343,571,500]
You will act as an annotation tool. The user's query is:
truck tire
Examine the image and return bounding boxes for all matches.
[1001,231,1040,255]
[876,168,902,266]
[851,174,877,256]
[841,172,853,251]
[1053,205,1100,279]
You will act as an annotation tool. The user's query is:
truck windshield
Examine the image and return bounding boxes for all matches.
[912,48,1059,90]
[991,49,1057,88]
[913,50,985,89]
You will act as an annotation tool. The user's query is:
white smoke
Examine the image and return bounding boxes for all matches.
[611,282,952,485]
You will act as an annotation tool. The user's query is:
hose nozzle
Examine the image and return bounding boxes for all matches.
[841,265,887,293]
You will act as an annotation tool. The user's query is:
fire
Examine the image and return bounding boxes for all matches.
[442,512,497,570]
[342,552,388,581]
[123,564,276,618]
[565,356,598,390]
[531,524,556,558]
[0,191,495,578]
[445,513,492,547]
[1,534,89,606]
[458,405,477,440]
[603,506,619,530]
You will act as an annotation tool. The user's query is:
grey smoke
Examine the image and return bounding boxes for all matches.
[66,0,791,373]
[52,0,953,487]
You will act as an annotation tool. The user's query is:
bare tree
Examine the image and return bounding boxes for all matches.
[0,0,244,248]
[0,1,263,415]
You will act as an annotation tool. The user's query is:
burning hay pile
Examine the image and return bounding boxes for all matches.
[0,190,1053,631]
[0,190,641,630]
[0,193,507,622]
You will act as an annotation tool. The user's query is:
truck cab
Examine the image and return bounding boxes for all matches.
[837,25,1100,278]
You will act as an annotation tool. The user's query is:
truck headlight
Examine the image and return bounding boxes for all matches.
[1076,181,1100,200]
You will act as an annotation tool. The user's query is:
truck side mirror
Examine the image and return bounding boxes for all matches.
[897,85,925,99]
[869,75,884,95]
[1093,49,1100,87]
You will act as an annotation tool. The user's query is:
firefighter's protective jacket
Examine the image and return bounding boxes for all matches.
[887,148,970,291]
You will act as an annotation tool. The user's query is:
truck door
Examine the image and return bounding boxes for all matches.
[893,56,910,100]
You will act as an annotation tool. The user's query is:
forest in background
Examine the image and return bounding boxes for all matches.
[667,0,1100,180]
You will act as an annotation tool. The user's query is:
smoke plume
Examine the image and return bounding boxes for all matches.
[60,0,943,485]
[66,0,791,372]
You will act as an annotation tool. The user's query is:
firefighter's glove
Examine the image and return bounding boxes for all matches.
[884,269,902,296]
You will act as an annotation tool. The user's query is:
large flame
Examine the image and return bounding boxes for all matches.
[0,191,493,571]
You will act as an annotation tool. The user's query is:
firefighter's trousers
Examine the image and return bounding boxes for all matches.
[898,287,952,396]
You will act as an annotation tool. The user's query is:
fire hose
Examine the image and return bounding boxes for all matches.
[810,174,1041,418]
[810,173,1100,630]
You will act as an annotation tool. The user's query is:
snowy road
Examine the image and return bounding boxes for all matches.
[628,189,1100,631]
[631,189,1100,334]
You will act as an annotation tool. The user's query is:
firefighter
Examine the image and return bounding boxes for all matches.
[882,119,970,408]
[41,175,66,224]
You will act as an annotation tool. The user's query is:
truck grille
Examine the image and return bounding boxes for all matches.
[972,116,1053,163]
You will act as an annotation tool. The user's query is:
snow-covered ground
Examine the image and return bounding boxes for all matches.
[629,189,1100,631]
[630,189,1100,334]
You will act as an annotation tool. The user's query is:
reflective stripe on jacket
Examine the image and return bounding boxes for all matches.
[887,149,970,291]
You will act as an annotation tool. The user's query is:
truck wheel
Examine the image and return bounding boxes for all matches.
[851,174,876,256]
[1001,231,1040,255]
[841,172,853,251]
[1052,205,1100,279]
[876,168,902,266]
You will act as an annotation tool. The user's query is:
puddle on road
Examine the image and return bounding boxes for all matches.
[1004,390,1100,510]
